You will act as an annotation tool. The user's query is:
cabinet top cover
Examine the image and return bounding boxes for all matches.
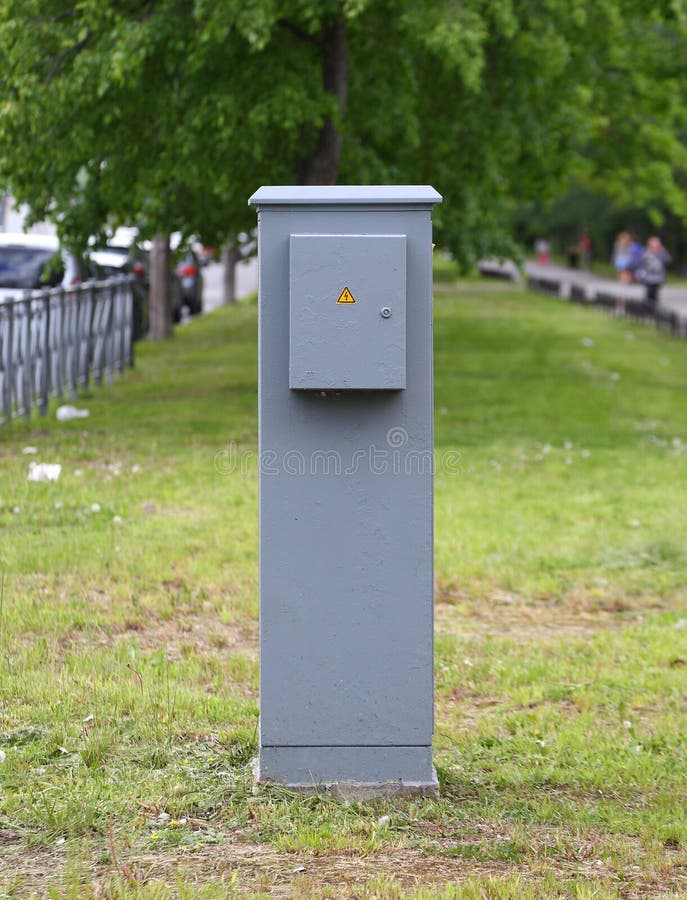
[249,185,442,207]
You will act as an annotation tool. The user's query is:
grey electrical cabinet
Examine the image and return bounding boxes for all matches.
[289,233,406,390]
[249,185,442,795]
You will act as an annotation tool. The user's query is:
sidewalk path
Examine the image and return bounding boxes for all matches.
[480,259,687,320]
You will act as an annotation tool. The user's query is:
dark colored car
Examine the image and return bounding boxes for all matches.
[88,245,152,341]
[174,249,203,318]
[89,230,200,331]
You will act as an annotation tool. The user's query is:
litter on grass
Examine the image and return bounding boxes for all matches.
[28,462,62,482]
[56,405,90,421]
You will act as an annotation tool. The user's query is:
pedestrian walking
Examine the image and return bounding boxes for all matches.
[579,233,592,271]
[612,232,633,283]
[628,233,644,282]
[637,236,671,309]
[535,238,550,266]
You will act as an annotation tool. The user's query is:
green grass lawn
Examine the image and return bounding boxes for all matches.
[1,279,687,898]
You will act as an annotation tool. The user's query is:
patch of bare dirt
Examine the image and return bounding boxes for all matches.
[112,844,517,894]
[112,611,258,662]
[435,585,669,642]
[54,610,259,663]
[3,840,686,898]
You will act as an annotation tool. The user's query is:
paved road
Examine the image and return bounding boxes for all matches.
[527,261,687,314]
[202,258,259,314]
[481,259,687,318]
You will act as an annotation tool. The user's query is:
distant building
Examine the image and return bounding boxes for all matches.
[0,194,56,236]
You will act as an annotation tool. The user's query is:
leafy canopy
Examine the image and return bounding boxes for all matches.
[0,0,685,262]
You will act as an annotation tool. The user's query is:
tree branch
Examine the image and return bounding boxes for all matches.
[43,32,93,84]
[30,10,77,26]
[277,19,322,49]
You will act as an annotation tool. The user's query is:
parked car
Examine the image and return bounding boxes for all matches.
[0,233,87,302]
[91,229,199,328]
[88,240,151,341]
[88,228,149,282]
[174,248,203,317]
[89,229,189,337]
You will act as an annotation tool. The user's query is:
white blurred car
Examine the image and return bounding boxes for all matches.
[0,233,86,303]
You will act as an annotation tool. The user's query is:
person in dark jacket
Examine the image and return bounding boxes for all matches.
[638,236,671,308]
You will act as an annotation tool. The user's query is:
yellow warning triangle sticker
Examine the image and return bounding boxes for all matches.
[336,286,356,304]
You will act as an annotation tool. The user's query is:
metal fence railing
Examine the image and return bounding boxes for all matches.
[0,275,134,424]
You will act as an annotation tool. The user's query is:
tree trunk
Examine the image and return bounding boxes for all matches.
[148,232,172,341]
[221,241,242,305]
[297,17,348,185]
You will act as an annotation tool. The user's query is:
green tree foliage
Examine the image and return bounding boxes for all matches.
[0,0,685,268]
[514,179,687,271]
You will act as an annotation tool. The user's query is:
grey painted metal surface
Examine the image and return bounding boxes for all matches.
[250,185,442,206]
[0,276,134,424]
[259,746,436,788]
[250,185,442,793]
[290,233,406,390]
